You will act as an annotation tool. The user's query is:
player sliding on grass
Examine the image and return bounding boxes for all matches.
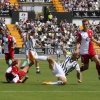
[29,44,82,85]
[5,60,29,83]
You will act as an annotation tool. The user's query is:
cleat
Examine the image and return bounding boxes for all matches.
[42,81,51,85]
[36,71,41,74]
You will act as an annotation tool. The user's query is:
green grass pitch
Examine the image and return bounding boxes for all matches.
[0,59,100,100]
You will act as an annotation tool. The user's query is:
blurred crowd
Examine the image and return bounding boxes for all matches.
[61,0,100,12]
[0,0,23,11]
[13,14,100,48]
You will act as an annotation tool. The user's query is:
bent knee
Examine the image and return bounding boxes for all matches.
[47,56,53,61]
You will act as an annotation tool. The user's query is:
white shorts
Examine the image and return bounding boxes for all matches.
[52,62,66,78]
[56,49,62,55]
[29,50,38,61]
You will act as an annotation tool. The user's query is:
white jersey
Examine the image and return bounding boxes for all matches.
[60,55,80,76]
[29,36,36,51]
[55,41,63,50]
[2,36,16,53]
[24,40,30,50]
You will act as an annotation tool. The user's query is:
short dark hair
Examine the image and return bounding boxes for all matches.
[82,18,89,24]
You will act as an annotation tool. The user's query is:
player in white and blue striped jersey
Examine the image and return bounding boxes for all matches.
[30,44,82,85]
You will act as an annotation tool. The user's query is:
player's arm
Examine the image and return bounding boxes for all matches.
[75,64,82,83]
[12,37,17,49]
[75,32,81,53]
[76,70,82,83]
[92,36,100,45]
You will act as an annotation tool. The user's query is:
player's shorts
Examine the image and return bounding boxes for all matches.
[29,50,38,61]
[56,49,62,55]
[17,71,26,79]
[52,61,66,78]
[81,52,96,64]
[5,51,14,61]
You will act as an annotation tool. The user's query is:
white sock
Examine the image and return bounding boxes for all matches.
[57,56,60,63]
[50,81,63,85]
[26,58,29,64]
[35,56,47,60]
[36,66,40,71]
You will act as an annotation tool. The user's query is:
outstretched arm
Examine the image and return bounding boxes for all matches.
[76,70,82,83]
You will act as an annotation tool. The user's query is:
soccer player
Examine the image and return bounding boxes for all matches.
[22,31,42,73]
[29,44,82,85]
[5,60,29,83]
[2,30,16,66]
[75,18,100,79]
[54,36,63,64]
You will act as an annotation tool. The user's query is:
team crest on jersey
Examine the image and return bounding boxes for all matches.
[86,37,90,42]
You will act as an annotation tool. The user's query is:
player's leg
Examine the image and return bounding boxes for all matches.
[80,55,89,72]
[29,50,48,61]
[42,57,66,85]
[20,50,29,68]
[56,50,60,63]
[34,51,41,73]
[91,54,100,79]
[9,51,15,66]
[35,60,41,74]
[5,53,10,66]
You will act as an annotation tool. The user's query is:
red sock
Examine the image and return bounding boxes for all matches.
[80,66,85,72]
[96,64,100,75]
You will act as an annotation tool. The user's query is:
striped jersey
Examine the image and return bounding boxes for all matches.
[54,41,63,50]
[23,40,30,50]
[60,55,80,76]
[29,36,36,50]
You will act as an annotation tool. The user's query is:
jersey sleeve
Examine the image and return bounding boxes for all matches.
[75,64,80,71]
[76,32,81,43]
[12,37,16,43]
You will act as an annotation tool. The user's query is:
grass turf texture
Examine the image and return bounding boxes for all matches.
[0,59,100,100]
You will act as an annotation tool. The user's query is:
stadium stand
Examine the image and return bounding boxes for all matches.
[52,0,65,12]
[9,0,18,5]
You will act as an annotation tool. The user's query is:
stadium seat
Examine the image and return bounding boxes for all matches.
[9,0,18,5]
[52,0,65,12]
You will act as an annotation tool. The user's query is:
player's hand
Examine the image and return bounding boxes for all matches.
[75,50,79,54]
[78,79,82,83]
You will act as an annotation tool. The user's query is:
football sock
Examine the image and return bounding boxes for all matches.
[8,60,12,66]
[58,56,60,64]
[21,60,27,67]
[36,66,40,72]
[27,58,29,64]
[50,81,63,85]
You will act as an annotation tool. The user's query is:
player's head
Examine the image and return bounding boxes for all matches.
[11,60,18,66]
[72,52,80,61]
[30,31,36,38]
[7,73,15,82]
[5,30,11,37]
[82,18,90,30]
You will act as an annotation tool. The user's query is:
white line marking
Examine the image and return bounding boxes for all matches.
[0,91,100,93]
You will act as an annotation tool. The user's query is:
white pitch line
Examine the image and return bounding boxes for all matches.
[0,91,100,93]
